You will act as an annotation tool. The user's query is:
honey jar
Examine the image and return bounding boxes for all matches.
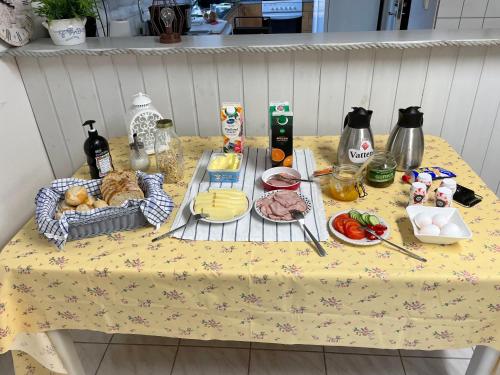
[329,164,365,201]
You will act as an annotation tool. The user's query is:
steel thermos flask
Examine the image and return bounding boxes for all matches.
[337,107,375,166]
[386,106,424,171]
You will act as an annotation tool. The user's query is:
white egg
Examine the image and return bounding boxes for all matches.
[432,214,449,228]
[419,224,441,236]
[440,223,462,237]
[414,212,433,229]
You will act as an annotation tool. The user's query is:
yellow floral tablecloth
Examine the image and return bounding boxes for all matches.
[1,135,499,375]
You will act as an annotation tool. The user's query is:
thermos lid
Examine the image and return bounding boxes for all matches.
[344,107,373,129]
[397,106,423,128]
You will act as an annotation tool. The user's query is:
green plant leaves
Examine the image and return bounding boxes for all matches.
[35,0,97,21]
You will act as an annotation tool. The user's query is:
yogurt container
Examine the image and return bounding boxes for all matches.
[409,182,427,205]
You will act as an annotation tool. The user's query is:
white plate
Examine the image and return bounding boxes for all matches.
[189,190,252,224]
[406,206,472,244]
[254,190,312,223]
[328,209,390,246]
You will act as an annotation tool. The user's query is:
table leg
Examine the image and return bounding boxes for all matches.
[465,346,499,375]
[46,330,85,375]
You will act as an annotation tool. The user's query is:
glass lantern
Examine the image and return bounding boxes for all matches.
[125,92,163,155]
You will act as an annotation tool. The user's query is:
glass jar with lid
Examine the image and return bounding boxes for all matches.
[154,119,184,183]
[366,151,397,188]
[329,164,366,201]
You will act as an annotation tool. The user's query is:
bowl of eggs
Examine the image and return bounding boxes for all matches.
[406,206,472,244]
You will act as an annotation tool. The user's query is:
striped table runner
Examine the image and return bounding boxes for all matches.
[171,148,329,242]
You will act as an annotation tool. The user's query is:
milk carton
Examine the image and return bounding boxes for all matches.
[221,103,244,153]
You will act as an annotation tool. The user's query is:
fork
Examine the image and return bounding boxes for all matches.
[152,213,208,242]
[273,174,314,183]
[290,210,327,257]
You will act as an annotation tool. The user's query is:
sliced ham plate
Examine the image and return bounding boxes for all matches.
[255,190,311,222]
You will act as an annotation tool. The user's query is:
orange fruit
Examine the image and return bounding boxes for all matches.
[283,155,293,167]
[271,148,285,162]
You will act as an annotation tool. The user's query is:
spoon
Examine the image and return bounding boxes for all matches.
[152,213,208,242]
[290,210,327,257]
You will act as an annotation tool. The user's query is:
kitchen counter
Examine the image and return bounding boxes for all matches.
[4,29,500,57]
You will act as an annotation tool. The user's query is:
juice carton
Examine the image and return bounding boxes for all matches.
[221,103,244,153]
[269,101,290,126]
[270,111,293,167]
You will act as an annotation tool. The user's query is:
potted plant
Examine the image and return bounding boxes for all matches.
[34,0,97,46]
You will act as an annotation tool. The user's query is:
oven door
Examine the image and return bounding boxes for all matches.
[266,14,302,33]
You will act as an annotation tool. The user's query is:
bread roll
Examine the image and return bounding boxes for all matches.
[93,199,108,208]
[65,186,88,206]
[76,204,92,212]
[85,195,96,207]
[59,201,76,212]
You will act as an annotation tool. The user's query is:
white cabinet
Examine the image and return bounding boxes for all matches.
[437,0,464,17]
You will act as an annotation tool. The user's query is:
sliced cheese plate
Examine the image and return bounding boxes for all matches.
[189,189,252,224]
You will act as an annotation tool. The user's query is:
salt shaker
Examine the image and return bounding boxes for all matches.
[129,133,150,172]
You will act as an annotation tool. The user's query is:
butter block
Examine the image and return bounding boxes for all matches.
[208,154,241,171]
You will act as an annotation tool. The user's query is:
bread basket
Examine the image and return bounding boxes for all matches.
[35,172,173,249]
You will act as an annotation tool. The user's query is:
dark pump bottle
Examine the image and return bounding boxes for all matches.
[82,120,114,179]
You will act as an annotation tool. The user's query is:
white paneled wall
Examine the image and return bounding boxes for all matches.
[15,46,500,196]
[0,48,54,247]
[435,0,500,30]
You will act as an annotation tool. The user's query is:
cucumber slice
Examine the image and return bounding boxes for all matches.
[354,214,365,225]
[354,214,363,224]
[368,215,380,226]
[348,210,358,219]
[361,213,370,225]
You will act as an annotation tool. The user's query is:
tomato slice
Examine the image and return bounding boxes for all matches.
[336,213,350,221]
[345,226,365,240]
[333,219,345,234]
[343,220,361,232]
[333,215,352,234]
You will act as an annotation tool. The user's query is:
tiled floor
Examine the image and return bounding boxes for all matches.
[0,330,476,375]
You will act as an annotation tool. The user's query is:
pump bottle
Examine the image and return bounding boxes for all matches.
[83,120,114,179]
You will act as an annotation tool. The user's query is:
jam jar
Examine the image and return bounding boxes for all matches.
[329,164,366,201]
[366,151,397,188]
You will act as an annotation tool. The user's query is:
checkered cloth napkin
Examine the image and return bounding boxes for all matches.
[35,172,173,249]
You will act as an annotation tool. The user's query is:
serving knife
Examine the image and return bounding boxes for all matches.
[152,213,208,242]
[364,227,427,263]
